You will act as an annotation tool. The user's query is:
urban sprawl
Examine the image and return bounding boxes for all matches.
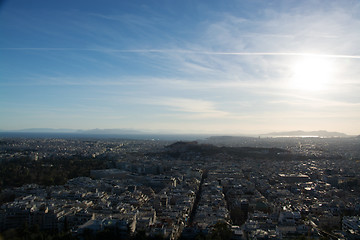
[0,136,359,239]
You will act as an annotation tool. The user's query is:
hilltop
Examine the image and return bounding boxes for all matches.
[165,141,289,159]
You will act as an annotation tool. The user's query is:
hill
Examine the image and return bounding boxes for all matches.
[165,141,289,159]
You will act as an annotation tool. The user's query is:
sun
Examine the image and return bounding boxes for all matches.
[289,56,334,91]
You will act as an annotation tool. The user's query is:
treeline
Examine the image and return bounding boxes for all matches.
[0,156,108,190]
[165,141,291,160]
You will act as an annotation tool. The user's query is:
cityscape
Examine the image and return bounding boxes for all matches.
[1,0,360,239]
[0,133,359,239]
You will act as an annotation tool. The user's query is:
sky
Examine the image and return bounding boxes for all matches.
[0,0,360,135]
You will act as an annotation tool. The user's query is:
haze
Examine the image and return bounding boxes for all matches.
[1,0,360,135]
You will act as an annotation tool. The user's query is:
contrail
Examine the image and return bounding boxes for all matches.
[1,48,360,59]
[203,52,360,59]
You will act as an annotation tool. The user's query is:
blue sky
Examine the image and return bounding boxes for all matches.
[1,0,360,134]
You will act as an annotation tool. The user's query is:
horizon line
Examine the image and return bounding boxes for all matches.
[0,128,357,136]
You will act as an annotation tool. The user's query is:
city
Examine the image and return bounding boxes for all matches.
[0,135,359,239]
[1,0,360,239]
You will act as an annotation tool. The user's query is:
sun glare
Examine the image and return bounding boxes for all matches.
[290,56,334,91]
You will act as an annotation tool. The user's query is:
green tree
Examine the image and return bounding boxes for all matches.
[208,222,232,240]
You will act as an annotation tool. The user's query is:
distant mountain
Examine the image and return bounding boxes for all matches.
[6,128,76,133]
[1,128,146,135]
[262,130,348,138]
[76,128,145,135]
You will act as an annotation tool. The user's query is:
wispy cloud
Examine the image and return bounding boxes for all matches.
[143,97,229,117]
[2,47,360,59]
[1,1,360,133]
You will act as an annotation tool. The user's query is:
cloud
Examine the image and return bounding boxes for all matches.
[2,1,360,134]
[2,47,360,59]
[143,97,229,117]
